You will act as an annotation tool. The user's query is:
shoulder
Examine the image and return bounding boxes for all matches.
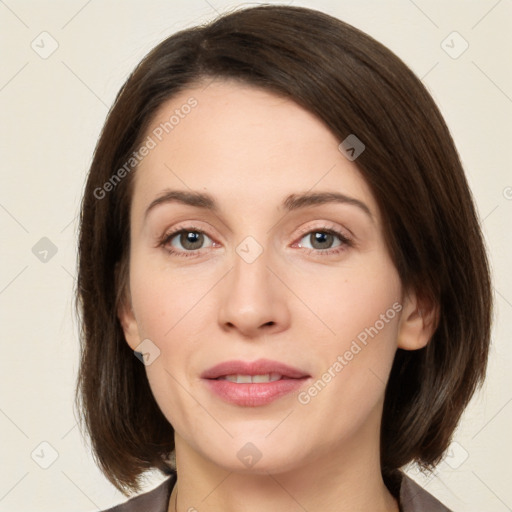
[101,472,176,512]
[398,471,452,512]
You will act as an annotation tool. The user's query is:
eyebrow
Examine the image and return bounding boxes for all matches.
[144,189,373,222]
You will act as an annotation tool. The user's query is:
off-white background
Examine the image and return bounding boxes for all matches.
[0,1,511,511]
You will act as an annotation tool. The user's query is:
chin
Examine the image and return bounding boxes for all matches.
[203,437,309,475]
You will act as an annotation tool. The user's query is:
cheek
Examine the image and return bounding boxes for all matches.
[128,259,213,426]
[129,257,214,341]
[291,255,402,349]
[292,257,402,413]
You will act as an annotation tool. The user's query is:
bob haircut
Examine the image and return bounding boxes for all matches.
[75,4,492,495]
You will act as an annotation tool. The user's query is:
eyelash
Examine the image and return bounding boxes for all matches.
[157,224,353,258]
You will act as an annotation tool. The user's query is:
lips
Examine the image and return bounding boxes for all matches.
[200,358,310,380]
[200,359,311,407]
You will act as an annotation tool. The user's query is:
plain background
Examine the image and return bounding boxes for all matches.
[0,0,511,510]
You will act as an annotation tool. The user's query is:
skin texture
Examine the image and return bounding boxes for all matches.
[118,79,434,512]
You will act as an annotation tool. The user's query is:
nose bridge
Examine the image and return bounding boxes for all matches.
[217,236,289,335]
[230,240,273,310]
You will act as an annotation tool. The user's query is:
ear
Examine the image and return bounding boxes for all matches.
[116,282,142,352]
[397,289,439,351]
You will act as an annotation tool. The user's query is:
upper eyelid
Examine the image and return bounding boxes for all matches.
[294,222,349,238]
[162,221,348,237]
[161,225,215,244]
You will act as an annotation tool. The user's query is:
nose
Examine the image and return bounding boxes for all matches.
[217,248,290,338]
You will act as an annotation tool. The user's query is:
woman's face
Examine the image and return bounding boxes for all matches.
[119,79,417,474]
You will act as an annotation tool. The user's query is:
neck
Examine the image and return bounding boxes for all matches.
[168,426,399,512]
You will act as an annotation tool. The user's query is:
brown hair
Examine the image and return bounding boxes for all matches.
[75,4,492,495]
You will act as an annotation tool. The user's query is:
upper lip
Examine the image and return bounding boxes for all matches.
[201,359,310,379]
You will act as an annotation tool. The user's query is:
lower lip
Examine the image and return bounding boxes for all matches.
[203,377,309,407]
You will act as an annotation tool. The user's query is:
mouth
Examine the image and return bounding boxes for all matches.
[201,358,310,380]
[214,373,293,383]
[201,359,311,407]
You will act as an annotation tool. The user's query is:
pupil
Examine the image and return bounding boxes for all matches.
[181,231,203,249]
[312,232,333,249]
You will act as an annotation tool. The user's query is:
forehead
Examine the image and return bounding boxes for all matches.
[132,79,379,221]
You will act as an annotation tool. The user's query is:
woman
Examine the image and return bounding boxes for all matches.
[76,5,492,511]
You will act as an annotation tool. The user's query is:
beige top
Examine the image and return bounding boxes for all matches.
[104,470,451,511]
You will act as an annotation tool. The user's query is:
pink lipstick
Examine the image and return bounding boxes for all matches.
[201,359,311,407]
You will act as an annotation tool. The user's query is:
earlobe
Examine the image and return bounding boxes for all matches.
[397,291,439,351]
[117,294,142,351]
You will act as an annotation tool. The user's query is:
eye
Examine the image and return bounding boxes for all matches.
[159,225,352,258]
[295,227,352,255]
[160,227,215,256]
